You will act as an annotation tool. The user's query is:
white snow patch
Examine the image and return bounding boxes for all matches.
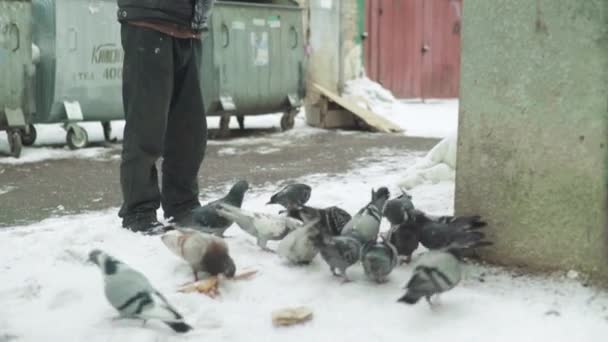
[1,150,607,342]
[398,132,458,190]
[216,147,238,156]
[344,77,458,139]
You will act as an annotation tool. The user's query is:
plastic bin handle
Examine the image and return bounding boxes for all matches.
[221,23,229,48]
[290,26,298,49]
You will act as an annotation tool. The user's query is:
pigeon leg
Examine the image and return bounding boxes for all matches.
[330,266,338,276]
[257,238,275,253]
[340,269,352,284]
[192,269,199,281]
[426,295,440,310]
[425,296,433,307]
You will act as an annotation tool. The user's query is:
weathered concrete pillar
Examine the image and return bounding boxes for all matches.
[456,0,608,282]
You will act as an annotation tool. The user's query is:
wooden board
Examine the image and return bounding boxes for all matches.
[312,83,403,133]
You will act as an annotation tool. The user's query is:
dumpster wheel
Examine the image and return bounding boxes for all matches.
[7,130,22,158]
[66,125,89,150]
[20,124,37,146]
[280,109,297,131]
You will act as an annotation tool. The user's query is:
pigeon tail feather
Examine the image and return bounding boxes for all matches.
[165,321,192,333]
[448,231,492,250]
[397,291,423,304]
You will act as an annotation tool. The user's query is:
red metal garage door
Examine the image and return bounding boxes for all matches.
[365,0,462,99]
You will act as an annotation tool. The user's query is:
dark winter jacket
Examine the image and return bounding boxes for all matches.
[117,0,216,33]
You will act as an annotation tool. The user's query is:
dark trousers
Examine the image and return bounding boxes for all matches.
[118,24,207,221]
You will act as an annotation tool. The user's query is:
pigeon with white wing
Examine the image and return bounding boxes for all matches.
[215,203,303,251]
[397,250,462,307]
[88,249,192,333]
[277,218,322,265]
[161,228,236,281]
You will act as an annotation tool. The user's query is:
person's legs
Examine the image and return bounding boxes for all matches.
[161,38,207,220]
[119,24,174,230]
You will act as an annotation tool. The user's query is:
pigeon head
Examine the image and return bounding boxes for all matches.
[202,241,236,278]
[370,187,390,211]
[88,249,103,265]
[88,249,122,275]
[383,200,408,225]
[373,187,391,201]
[223,256,236,278]
[226,180,249,206]
[398,189,413,200]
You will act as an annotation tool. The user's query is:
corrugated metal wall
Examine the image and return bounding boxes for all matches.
[365,0,462,99]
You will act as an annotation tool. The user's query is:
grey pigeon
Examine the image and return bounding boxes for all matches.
[314,231,363,282]
[267,183,312,210]
[215,203,303,251]
[88,249,192,333]
[387,220,420,264]
[361,238,399,283]
[397,250,461,306]
[411,210,491,251]
[341,187,390,243]
[161,228,236,280]
[297,205,352,236]
[301,206,362,281]
[268,183,312,220]
[277,217,322,265]
[189,180,249,236]
[382,191,415,226]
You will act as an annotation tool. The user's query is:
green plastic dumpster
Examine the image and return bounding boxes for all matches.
[201,0,306,135]
[0,0,33,157]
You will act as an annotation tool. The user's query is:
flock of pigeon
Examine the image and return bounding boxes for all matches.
[89,180,492,333]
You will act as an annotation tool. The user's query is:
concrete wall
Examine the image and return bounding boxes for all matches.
[296,0,363,92]
[341,0,364,83]
[456,0,608,283]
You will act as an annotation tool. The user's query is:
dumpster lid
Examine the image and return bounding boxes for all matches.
[218,0,300,7]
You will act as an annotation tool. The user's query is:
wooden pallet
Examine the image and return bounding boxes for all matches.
[312,83,403,133]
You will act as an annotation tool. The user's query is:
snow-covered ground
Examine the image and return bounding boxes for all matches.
[1,148,607,342]
[2,80,605,341]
